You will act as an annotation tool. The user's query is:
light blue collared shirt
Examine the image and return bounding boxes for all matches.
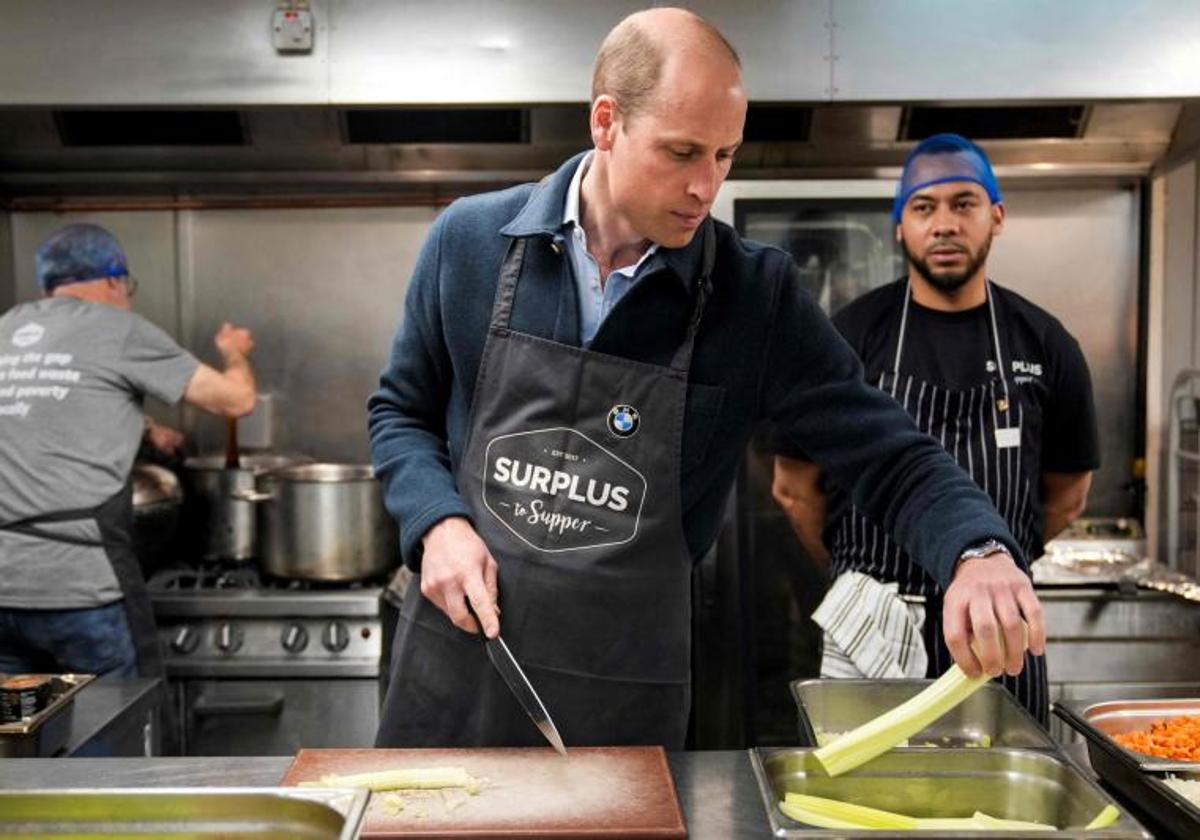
[562,152,659,346]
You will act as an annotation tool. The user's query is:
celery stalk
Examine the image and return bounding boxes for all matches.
[813,664,989,776]
[783,792,918,829]
[298,765,481,793]
[967,811,1055,831]
[779,793,1058,832]
[1085,804,1120,830]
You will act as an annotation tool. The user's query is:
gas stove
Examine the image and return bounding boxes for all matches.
[148,564,385,678]
[148,562,392,755]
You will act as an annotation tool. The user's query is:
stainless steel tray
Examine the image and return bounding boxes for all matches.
[1055,699,1200,839]
[0,673,94,758]
[0,787,369,839]
[750,747,1148,837]
[1054,698,1200,772]
[791,678,1056,749]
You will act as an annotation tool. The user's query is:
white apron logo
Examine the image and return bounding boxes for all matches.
[606,404,640,438]
[11,323,45,348]
[483,427,647,553]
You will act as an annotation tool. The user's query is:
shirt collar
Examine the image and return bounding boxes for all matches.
[564,150,660,280]
[501,150,705,292]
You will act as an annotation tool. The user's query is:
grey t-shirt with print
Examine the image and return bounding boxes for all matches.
[0,297,199,608]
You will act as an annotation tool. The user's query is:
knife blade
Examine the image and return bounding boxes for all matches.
[483,633,568,757]
[467,602,567,757]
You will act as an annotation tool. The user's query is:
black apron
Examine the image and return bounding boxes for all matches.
[377,222,715,749]
[828,281,1048,724]
[0,482,165,680]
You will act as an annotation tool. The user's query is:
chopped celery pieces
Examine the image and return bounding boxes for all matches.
[298,766,481,793]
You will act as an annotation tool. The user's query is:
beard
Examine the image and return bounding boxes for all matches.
[902,234,992,293]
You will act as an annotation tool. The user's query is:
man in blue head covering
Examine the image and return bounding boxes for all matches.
[0,223,258,683]
[772,134,1099,723]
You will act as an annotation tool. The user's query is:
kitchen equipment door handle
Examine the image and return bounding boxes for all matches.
[230,489,274,503]
[193,692,285,717]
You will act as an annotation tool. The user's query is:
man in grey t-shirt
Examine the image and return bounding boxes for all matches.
[0,223,257,680]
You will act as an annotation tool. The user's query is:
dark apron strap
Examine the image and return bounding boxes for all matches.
[490,219,717,375]
[0,486,166,680]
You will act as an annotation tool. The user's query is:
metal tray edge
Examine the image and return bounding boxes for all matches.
[0,673,94,736]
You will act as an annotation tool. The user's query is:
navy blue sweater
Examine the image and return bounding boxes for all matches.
[367,153,1021,588]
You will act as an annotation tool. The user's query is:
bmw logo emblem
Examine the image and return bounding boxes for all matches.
[607,404,640,438]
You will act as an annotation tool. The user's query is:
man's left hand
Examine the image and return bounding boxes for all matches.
[942,552,1046,679]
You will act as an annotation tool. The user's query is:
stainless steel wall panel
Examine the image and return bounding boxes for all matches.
[326,0,829,104]
[0,0,330,106]
[989,186,1140,516]
[831,0,1200,102]
[1150,162,1199,564]
[183,206,437,460]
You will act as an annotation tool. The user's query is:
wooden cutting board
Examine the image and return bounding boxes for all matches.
[279,746,687,839]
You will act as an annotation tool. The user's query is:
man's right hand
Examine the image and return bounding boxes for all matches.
[419,516,500,638]
[215,322,254,360]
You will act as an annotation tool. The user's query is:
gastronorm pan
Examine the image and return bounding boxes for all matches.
[791,679,1056,750]
[1055,699,1200,839]
[750,747,1147,838]
[0,787,368,839]
[1054,698,1200,772]
[0,673,94,758]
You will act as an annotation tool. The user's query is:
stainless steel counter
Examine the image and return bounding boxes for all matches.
[0,751,770,839]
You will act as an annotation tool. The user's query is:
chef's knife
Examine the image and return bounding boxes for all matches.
[469,603,567,757]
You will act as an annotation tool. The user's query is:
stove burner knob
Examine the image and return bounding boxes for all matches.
[322,621,350,653]
[170,625,199,655]
[281,623,309,653]
[216,622,244,654]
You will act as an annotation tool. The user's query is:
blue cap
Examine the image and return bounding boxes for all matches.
[35,223,130,293]
[893,133,1002,222]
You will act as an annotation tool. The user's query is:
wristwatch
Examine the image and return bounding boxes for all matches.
[958,538,1009,563]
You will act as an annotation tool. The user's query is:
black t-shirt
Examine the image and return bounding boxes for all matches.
[832,279,1098,469]
[776,278,1100,561]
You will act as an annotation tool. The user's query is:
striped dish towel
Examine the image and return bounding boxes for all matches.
[813,571,928,679]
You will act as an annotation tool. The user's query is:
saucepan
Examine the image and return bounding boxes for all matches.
[233,463,398,582]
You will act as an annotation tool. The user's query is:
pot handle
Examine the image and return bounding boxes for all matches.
[231,489,275,503]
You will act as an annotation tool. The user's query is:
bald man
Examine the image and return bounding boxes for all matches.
[369,8,1044,749]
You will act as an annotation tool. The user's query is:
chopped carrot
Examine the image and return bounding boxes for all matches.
[1113,715,1200,761]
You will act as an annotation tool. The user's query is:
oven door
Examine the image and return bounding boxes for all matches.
[181,678,380,756]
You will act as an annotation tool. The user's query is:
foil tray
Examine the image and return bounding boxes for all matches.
[0,673,94,758]
[1031,550,1150,586]
[0,787,368,839]
[750,746,1147,837]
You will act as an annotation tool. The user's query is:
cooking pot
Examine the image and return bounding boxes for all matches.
[182,453,312,562]
[131,462,183,577]
[236,463,398,582]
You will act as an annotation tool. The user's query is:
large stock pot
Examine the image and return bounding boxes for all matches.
[237,463,398,582]
[182,453,312,561]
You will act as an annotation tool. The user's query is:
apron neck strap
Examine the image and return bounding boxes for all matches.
[668,218,716,373]
[490,236,529,332]
[892,278,1011,403]
[490,219,717,376]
